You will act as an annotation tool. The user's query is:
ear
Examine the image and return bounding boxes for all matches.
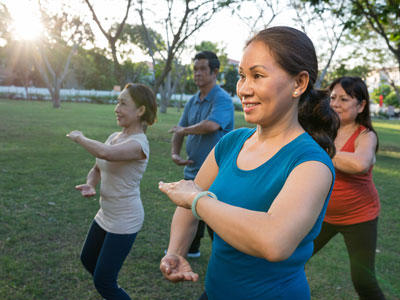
[137,105,146,117]
[358,99,366,114]
[292,71,309,98]
[212,68,219,77]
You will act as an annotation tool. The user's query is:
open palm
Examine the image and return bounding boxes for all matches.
[75,184,96,197]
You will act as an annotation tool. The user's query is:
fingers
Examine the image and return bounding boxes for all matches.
[160,259,172,275]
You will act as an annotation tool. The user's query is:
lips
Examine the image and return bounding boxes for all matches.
[242,102,260,113]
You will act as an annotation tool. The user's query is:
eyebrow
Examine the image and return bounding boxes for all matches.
[239,65,269,71]
[250,65,268,71]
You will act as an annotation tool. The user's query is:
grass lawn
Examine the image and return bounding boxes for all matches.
[0,99,399,300]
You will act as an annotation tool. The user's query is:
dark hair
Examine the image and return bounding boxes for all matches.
[124,83,157,126]
[246,26,339,157]
[194,51,220,73]
[329,76,379,152]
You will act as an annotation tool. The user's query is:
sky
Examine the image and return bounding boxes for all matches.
[2,0,368,69]
[1,0,301,62]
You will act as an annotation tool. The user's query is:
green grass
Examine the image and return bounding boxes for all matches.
[0,99,399,300]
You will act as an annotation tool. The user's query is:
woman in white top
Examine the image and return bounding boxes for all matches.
[67,83,157,300]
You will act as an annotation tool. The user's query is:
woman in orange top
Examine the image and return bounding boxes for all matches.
[312,77,385,299]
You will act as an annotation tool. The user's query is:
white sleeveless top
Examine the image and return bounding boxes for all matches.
[94,132,149,234]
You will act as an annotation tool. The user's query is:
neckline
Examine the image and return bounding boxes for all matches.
[110,132,144,145]
[233,128,307,173]
[340,125,364,151]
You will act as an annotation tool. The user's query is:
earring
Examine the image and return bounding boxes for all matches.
[293,91,298,97]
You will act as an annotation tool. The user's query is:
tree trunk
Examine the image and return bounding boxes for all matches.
[52,82,61,108]
[160,98,168,113]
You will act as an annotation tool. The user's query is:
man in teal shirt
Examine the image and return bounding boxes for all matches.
[168,51,234,257]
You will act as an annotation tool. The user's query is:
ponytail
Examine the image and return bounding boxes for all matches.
[298,87,339,158]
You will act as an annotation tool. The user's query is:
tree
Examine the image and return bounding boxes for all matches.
[136,0,237,113]
[231,0,283,35]
[321,63,370,88]
[306,0,400,103]
[5,40,36,98]
[0,3,12,42]
[222,65,238,96]
[33,4,93,107]
[84,0,133,87]
[291,0,349,88]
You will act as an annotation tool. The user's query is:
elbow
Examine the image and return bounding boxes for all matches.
[353,161,371,174]
[97,149,111,160]
[204,121,221,133]
[259,240,294,262]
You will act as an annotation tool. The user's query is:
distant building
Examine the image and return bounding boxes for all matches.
[227,58,239,67]
[366,67,400,91]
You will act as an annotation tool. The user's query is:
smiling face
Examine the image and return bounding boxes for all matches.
[114,88,144,128]
[330,83,366,126]
[237,41,298,127]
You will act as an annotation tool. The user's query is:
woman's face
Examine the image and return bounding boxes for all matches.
[237,41,298,127]
[330,83,365,125]
[114,88,143,128]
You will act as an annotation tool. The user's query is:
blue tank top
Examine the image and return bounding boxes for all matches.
[205,128,335,300]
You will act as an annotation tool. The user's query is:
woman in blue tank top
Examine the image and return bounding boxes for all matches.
[159,26,339,300]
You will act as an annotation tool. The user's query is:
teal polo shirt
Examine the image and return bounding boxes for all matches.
[178,85,234,180]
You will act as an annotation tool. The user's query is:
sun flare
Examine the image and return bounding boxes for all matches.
[9,3,43,40]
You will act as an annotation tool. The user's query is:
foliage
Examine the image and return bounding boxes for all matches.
[195,40,228,74]
[370,84,400,108]
[136,0,238,113]
[385,90,400,108]
[222,65,238,96]
[321,63,370,88]
[0,3,12,42]
[305,0,400,69]
[0,99,399,299]
[121,23,166,58]
[371,84,392,104]
[84,0,133,86]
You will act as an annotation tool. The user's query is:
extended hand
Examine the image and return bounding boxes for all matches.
[75,184,96,197]
[159,180,203,209]
[160,253,199,283]
[171,154,194,166]
[66,130,84,142]
[168,125,185,135]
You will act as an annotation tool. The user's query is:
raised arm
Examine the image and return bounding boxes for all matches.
[67,131,145,161]
[160,149,219,282]
[160,160,333,262]
[333,130,377,174]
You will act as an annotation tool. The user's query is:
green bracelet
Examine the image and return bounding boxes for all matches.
[191,191,217,220]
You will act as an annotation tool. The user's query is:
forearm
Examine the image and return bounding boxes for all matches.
[333,151,373,174]
[76,136,109,159]
[171,134,184,156]
[196,197,272,259]
[167,207,199,256]
[182,120,220,135]
[86,165,100,187]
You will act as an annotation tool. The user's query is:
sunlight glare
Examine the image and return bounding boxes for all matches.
[11,4,43,40]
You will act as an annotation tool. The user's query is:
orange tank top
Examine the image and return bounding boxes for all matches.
[324,125,380,225]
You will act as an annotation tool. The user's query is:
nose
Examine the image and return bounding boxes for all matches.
[114,104,119,113]
[236,78,253,100]
[330,98,339,108]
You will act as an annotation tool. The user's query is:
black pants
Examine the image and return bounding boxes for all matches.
[188,220,214,253]
[313,218,385,300]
